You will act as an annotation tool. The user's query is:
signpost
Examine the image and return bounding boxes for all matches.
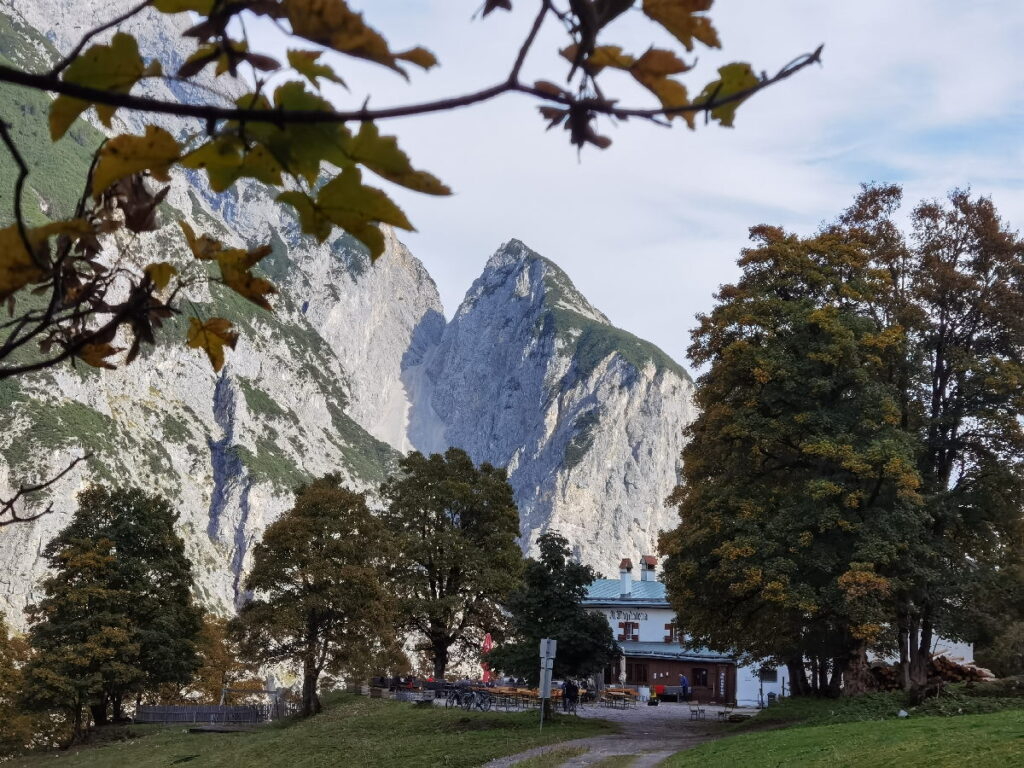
[539,638,557,730]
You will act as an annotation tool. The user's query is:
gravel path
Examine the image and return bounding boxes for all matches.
[482,702,753,767]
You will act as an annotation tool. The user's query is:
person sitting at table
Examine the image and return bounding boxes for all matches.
[562,679,579,711]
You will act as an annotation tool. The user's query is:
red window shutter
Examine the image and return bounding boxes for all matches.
[664,623,674,643]
[618,622,626,642]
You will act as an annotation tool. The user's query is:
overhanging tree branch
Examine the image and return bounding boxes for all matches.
[0,45,822,127]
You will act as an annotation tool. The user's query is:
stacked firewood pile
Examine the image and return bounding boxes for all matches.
[869,656,996,691]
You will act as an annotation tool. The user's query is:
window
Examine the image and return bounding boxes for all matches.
[664,622,679,643]
[626,663,648,684]
[617,621,639,642]
[759,666,778,683]
[692,668,708,687]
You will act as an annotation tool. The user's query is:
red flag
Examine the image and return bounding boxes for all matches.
[481,632,493,682]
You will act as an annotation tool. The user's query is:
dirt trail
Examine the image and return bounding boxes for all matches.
[482,701,747,767]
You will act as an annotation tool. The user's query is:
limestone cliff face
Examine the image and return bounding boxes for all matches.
[410,241,696,573]
[0,1,442,626]
[0,2,696,625]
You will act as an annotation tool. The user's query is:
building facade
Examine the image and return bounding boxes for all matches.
[584,556,785,707]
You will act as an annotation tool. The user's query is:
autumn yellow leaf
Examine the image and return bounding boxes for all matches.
[277,192,333,243]
[287,49,346,88]
[179,221,223,260]
[696,62,759,127]
[50,33,161,140]
[0,219,92,300]
[642,0,721,52]
[181,136,245,193]
[394,47,439,71]
[283,0,431,77]
[153,0,215,12]
[216,246,276,311]
[315,166,412,258]
[144,262,177,291]
[187,317,238,372]
[77,342,123,370]
[559,44,634,74]
[345,122,451,196]
[91,126,182,197]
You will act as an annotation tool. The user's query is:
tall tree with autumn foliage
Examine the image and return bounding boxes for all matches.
[232,476,399,717]
[662,186,1024,697]
[22,486,201,737]
[380,449,524,679]
[660,219,925,696]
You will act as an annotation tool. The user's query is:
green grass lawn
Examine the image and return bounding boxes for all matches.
[11,694,612,768]
[664,709,1024,768]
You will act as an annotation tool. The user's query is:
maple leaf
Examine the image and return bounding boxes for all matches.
[216,246,277,311]
[76,343,123,370]
[287,49,347,89]
[50,33,161,140]
[187,317,238,372]
[0,220,93,300]
[144,262,177,291]
[345,122,451,195]
[696,62,760,127]
[642,0,721,52]
[91,126,182,198]
[179,221,223,260]
[283,0,436,77]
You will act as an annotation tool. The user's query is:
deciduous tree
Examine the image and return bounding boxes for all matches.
[232,476,398,717]
[380,448,523,679]
[662,186,1024,698]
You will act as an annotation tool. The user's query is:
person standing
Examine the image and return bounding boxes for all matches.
[679,673,690,702]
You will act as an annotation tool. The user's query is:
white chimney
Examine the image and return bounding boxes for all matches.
[640,555,658,582]
[619,558,633,596]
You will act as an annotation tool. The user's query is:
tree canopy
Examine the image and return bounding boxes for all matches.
[380,448,524,679]
[488,531,618,684]
[22,485,201,739]
[661,185,1024,697]
[232,475,399,716]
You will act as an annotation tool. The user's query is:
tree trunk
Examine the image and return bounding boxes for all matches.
[908,615,934,702]
[786,655,810,696]
[817,655,829,695]
[842,642,874,696]
[111,693,125,722]
[90,698,108,728]
[69,703,85,745]
[826,656,844,698]
[301,655,322,717]
[432,639,449,680]
[897,609,911,691]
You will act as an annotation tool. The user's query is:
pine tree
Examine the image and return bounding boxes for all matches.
[488,532,618,684]
[22,485,201,737]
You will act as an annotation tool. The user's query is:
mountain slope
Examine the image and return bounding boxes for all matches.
[0,1,442,625]
[410,240,695,571]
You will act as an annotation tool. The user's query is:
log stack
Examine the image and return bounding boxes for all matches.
[869,655,994,691]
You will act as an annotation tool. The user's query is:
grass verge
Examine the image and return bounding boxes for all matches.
[663,709,1024,768]
[11,693,612,768]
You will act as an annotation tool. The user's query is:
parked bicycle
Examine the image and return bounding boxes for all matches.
[444,687,492,712]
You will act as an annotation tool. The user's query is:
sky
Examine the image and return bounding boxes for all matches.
[249,1,1024,373]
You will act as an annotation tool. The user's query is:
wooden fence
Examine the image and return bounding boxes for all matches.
[135,705,270,724]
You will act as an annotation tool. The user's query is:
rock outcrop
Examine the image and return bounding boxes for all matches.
[0,1,696,626]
